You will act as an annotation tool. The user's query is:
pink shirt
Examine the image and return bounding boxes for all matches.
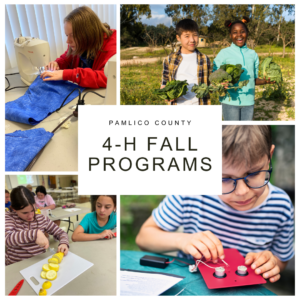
[34,194,55,208]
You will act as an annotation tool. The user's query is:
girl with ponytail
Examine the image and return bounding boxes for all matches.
[213,16,275,120]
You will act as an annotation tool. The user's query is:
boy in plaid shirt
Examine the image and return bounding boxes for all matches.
[161,19,211,105]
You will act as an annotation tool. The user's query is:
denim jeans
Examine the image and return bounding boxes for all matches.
[222,103,254,121]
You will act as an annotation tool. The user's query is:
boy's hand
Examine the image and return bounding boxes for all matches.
[179,231,224,262]
[57,244,69,255]
[245,251,281,282]
[165,99,175,104]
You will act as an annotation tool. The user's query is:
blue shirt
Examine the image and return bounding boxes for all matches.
[152,183,294,262]
[213,43,259,106]
[5,201,11,209]
[79,51,94,69]
[79,211,116,234]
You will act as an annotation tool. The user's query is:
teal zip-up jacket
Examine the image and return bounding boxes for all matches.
[213,43,259,106]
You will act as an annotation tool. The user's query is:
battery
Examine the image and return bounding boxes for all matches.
[213,267,226,278]
[236,265,248,276]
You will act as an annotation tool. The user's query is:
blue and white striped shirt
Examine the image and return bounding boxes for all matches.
[152,183,294,262]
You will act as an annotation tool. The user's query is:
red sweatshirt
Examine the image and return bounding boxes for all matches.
[55,29,116,89]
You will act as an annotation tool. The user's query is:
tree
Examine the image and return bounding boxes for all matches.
[279,20,295,58]
[121,5,151,25]
[272,5,295,42]
[120,5,152,48]
[156,24,177,55]
[165,5,209,34]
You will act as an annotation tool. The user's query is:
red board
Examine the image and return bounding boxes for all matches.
[194,248,266,289]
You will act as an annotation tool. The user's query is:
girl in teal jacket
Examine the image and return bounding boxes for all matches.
[213,17,275,120]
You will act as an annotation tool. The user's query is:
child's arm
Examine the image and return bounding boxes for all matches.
[161,57,169,87]
[40,204,55,210]
[136,215,224,262]
[5,215,49,249]
[71,225,114,242]
[40,195,56,210]
[245,251,288,283]
[44,218,69,255]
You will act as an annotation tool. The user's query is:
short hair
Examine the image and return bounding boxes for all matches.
[176,19,199,36]
[64,6,113,59]
[225,16,250,33]
[222,125,272,168]
[36,186,47,195]
[26,184,33,189]
[5,189,9,194]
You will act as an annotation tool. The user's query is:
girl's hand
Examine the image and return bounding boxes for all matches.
[45,61,60,71]
[263,77,276,85]
[40,70,64,81]
[57,244,69,255]
[99,230,114,239]
[179,231,224,262]
[36,230,49,249]
[245,251,281,282]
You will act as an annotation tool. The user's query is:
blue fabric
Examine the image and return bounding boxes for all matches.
[222,103,254,120]
[5,76,85,125]
[213,43,259,106]
[5,128,54,171]
[79,211,117,234]
[5,202,11,209]
[121,251,276,295]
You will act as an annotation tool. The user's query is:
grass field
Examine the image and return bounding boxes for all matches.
[121,54,295,121]
[121,45,294,60]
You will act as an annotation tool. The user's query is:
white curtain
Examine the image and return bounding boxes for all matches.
[5,4,117,70]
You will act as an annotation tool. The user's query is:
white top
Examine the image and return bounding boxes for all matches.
[175,52,198,105]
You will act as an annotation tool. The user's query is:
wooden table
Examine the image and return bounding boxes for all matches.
[5,238,116,295]
[5,67,106,171]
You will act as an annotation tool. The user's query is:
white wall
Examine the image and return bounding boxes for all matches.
[5,4,117,70]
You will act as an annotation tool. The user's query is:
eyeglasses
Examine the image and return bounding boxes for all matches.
[222,160,272,195]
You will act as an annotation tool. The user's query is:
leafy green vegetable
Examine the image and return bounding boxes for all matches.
[220,64,244,84]
[259,57,283,84]
[153,80,188,100]
[192,64,249,100]
[209,69,232,84]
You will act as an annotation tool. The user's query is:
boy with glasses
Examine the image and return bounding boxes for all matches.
[136,125,294,283]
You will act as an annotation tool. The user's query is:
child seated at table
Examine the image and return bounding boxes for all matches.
[72,195,116,242]
[5,186,69,265]
[5,189,11,212]
[136,125,294,283]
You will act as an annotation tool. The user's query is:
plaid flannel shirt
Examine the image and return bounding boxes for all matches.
[161,47,211,105]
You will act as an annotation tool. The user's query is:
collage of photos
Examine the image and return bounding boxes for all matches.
[4,3,296,298]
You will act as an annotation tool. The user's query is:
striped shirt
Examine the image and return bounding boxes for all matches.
[5,212,69,266]
[161,47,211,105]
[152,183,294,262]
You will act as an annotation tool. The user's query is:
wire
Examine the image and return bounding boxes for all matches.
[165,258,192,267]
[55,88,82,112]
[5,77,28,92]
[82,90,104,101]
[5,72,20,76]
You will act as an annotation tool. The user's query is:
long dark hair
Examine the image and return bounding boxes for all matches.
[91,195,116,212]
[36,186,47,196]
[10,186,35,210]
